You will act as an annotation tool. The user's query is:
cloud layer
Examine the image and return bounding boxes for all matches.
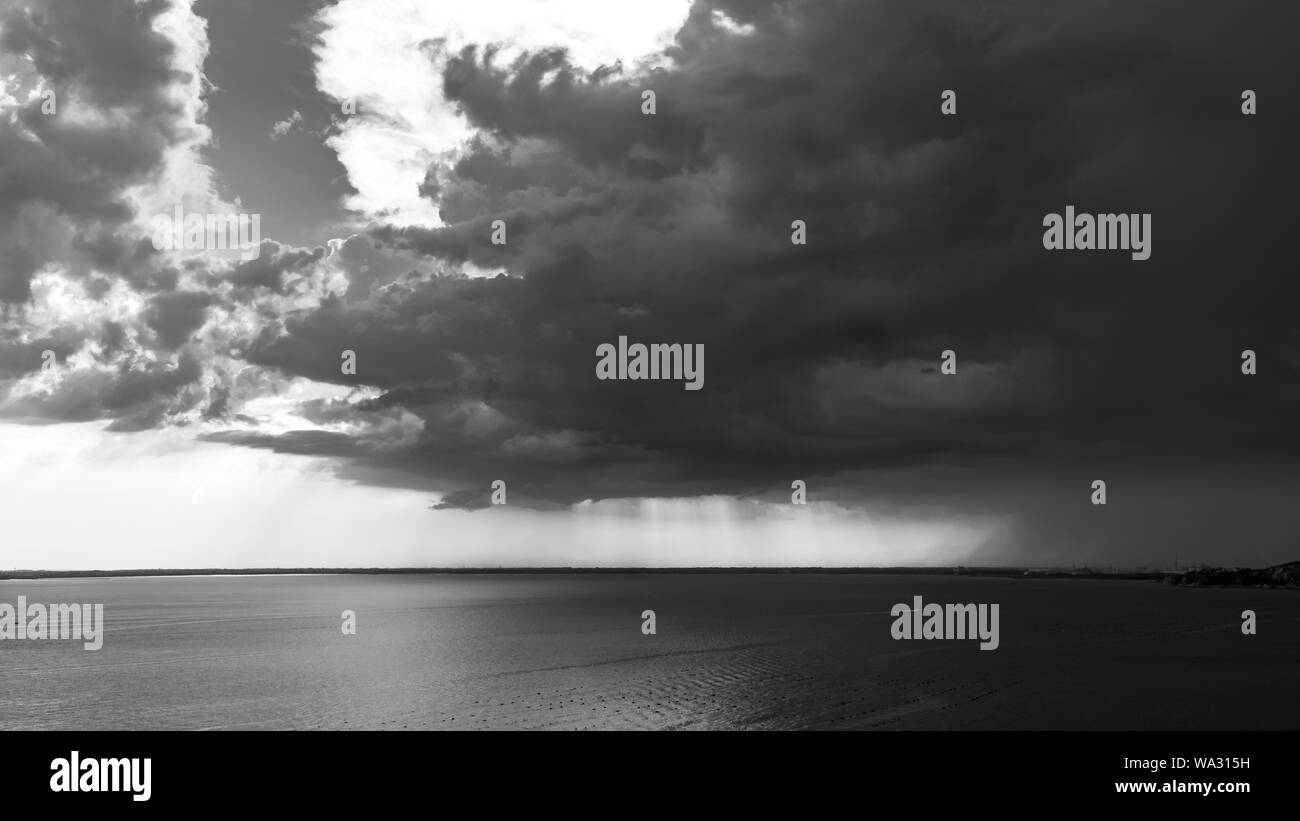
[3,0,1299,566]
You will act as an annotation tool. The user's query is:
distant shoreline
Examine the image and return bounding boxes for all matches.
[0,565,1224,582]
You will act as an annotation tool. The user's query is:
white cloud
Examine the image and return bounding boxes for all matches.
[270,109,303,140]
[312,0,692,227]
[125,0,229,231]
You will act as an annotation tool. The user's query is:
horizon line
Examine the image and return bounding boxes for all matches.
[0,564,1217,582]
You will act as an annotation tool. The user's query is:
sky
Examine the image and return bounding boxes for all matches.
[0,0,1298,570]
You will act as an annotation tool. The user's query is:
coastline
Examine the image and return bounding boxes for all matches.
[2,563,1295,587]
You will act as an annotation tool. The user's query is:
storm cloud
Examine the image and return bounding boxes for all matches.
[4,0,1300,565]
[238,2,1300,508]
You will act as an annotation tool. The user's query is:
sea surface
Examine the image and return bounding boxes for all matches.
[0,573,1295,730]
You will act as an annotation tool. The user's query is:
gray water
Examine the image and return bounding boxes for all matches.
[0,574,1295,730]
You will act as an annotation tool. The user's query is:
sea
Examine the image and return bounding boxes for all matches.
[0,573,1295,730]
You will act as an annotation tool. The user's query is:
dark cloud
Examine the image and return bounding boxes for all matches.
[0,0,194,301]
[202,428,361,458]
[221,240,326,294]
[201,383,232,421]
[428,487,494,511]
[5,0,1300,565]
[0,328,82,379]
[102,349,203,410]
[144,290,219,348]
[234,0,1300,527]
[0,0,242,431]
[1,348,204,426]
